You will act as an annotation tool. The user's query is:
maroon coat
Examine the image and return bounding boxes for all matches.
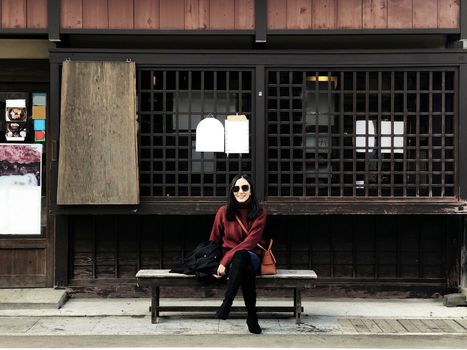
[209,205,267,267]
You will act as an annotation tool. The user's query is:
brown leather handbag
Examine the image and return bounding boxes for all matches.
[235,215,277,275]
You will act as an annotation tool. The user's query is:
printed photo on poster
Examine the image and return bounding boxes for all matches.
[5,99,27,122]
[0,144,42,235]
[5,123,27,141]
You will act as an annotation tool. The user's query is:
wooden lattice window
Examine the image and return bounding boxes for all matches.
[138,69,254,197]
[266,69,457,198]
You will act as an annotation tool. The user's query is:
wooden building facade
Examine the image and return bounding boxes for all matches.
[0,0,466,299]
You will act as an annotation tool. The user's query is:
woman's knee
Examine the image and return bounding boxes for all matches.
[232,250,250,262]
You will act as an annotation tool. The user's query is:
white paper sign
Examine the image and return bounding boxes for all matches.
[195,117,225,152]
[356,120,375,153]
[381,121,404,153]
[6,99,26,108]
[225,115,249,154]
[0,144,42,235]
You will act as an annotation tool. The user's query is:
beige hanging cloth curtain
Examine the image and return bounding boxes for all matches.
[57,61,139,204]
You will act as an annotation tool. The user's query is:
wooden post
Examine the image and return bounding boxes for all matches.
[294,288,302,324]
[443,217,467,306]
[460,0,467,47]
[462,217,467,293]
[151,286,160,324]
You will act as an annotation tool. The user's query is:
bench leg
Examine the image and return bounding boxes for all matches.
[294,288,302,324]
[151,286,160,324]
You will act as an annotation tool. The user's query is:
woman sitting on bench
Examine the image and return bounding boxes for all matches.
[209,174,267,334]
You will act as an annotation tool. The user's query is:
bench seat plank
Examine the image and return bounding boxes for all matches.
[137,269,317,280]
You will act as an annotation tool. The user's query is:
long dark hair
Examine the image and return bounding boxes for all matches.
[226,174,261,221]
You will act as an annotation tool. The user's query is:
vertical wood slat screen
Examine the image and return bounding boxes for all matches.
[58,61,139,205]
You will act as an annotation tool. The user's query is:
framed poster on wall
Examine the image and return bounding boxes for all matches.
[0,143,42,235]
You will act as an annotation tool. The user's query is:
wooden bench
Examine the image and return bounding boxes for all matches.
[136,269,317,324]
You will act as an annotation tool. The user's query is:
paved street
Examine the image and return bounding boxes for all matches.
[0,297,466,348]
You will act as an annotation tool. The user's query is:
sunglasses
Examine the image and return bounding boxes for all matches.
[232,185,250,193]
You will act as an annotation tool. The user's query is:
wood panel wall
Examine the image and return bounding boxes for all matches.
[268,0,459,30]
[0,0,459,31]
[0,246,47,287]
[61,0,254,30]
[0,0,47,29]
[68,214,460,297]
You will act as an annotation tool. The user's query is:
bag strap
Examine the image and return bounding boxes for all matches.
[235,215,273,254]
[257,239,276,264]
[235,215,249,236]
[257,239,273,251]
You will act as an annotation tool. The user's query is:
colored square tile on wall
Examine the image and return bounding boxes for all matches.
[34,120,46,130]
[35,130,45,142]
[32,93,47,106]
[32,106,46,120]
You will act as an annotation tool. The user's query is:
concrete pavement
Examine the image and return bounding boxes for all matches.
[0,296,466,348]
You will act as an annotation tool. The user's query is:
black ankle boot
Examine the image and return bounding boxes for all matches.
[216,300,232,320]
[246,312,262,334]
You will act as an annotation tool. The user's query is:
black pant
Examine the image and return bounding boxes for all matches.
[224,250,257,314]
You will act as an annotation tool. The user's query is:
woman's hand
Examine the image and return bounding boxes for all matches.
[213,264,226,279]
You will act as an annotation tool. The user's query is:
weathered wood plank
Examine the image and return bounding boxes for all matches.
[0,249,46,275]
[0,275,47,288]
[108,0,134,29]
[235,0,254,29]
[58,61,139,205]
[185,0,201,29]
[438,0,459,28]
[413,0,437,28]
[267,0,287,29]
[198,0,210,29]
[137,269,317,291]
[134,0,159,29]
[160,0,185,29]
[287,0,312,29]
[387,0,412,28]
[26,0,47,28]
[185,0,198,29]
[311,0,337,29]
[61,0,83,29]
[0,240,47,249]
[210,0,235,29]
[2,0,26,28]
[363,0,387,29]
[82,0,108,28]
[337,0,362,29]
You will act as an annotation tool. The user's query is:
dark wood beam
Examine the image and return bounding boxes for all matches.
[48,0,61,42]
[255,0,267,43]
[459,65,467,201]
[54,215,69,287]
[255,65,265,201]
[459,0,467,46]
